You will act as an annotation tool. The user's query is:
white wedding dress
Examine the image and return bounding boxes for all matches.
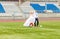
[24,15,35,26]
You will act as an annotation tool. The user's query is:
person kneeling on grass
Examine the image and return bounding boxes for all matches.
[23,11,39,27]
[23,12,35,27]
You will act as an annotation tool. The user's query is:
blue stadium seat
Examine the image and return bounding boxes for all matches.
[53,10,60,13]
[0,3,5,13]
[47,4,60,13]
[30,3,60,13]
[30,3,45,13]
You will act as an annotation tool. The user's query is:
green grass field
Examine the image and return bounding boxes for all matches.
[0,21,60,39]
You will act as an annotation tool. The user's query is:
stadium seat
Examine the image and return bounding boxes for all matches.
[30,3,60,13]
[30,3,45,13]
[0,3,5,13]
[47,4,60,13]
[3,3,21,13]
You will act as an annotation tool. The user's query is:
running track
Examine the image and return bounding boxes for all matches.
[0,17,60,22]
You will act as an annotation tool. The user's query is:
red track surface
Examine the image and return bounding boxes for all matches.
[0,17,60,22]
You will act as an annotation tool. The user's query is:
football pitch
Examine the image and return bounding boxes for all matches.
[0,21,60,39]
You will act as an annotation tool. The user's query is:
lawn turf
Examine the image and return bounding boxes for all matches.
[0,21,60,39]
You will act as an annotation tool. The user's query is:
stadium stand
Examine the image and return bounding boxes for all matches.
[0,0,60,19]
[0,2,24,20]
[2,3,21,13]
[20,1,34,13]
